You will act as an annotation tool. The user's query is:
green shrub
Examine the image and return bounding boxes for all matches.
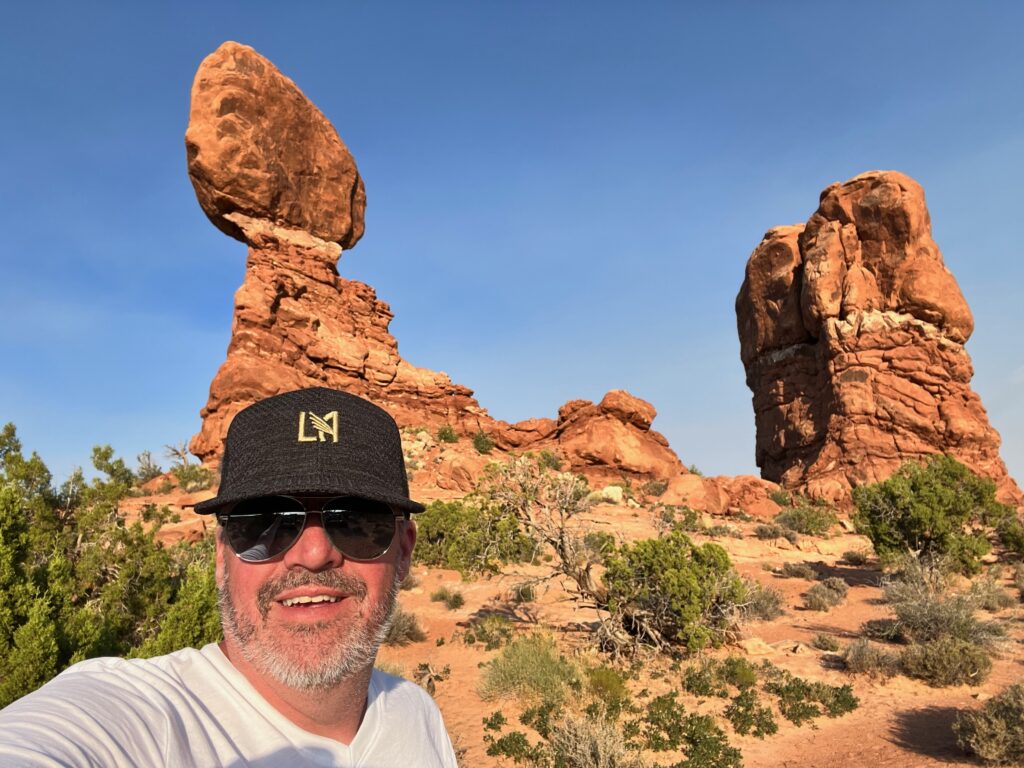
[479,634,579,706]
[583,664,631,720]
[852,455,1009,574]
[583,531,616,563]
[812,633,841,652]
[473,431,495,455]
[656,504,704,533]
[640,479,668,498]
[954,683,1024,765]
[765,671,858,724]
[770,489,792,506]
[465,613,515,650]
[677,714,743,768]
[170,463,213,492]
[485,730,548,764]
[630,691,687,751]
[779,562,817,580]
[430,586,465,610]
[436,425,459,443]
[0,428,221,707]
[775,503,837,536]
[603,530,746,653]
[720,656,759,689]
[682,660,728,698]
[900,637,992,687]
[842,637,900,678]
[414,498,534,575]
[997,516,1024,555]
[537,450,563,472]
[725,688,778,738]
[383,605,427,646]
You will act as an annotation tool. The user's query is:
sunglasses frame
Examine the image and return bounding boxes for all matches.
[216,494,409,564]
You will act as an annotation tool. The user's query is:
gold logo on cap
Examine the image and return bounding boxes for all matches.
[298,411,339,443]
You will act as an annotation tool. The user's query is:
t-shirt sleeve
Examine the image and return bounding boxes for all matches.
[0,664,168,767]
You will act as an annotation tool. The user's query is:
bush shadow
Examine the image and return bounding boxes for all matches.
[889,706,970,763]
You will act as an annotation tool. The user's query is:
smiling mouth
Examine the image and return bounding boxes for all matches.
[279,595,344,607]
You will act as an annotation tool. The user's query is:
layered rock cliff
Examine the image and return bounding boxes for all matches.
[737,171,1020,504]
[186,42,683,490]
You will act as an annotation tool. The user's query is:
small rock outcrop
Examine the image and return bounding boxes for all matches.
[186,42,681,492]
[737,171,1020,504]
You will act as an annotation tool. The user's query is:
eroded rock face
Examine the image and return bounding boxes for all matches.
[185,42,365,248]
[737,171,1020,504]
[186,42,681,492]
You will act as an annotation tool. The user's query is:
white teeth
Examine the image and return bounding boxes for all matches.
[280,595,341,607]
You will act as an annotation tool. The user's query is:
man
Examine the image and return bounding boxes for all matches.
[0,387,459,767]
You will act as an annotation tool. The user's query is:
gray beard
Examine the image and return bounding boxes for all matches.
[218,567,400,691]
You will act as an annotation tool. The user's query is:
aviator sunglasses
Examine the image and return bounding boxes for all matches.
[217,495,406,563]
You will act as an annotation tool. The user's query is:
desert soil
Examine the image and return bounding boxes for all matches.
[375,502,1023,768]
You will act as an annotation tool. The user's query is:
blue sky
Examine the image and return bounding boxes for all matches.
[1,2,1021,485]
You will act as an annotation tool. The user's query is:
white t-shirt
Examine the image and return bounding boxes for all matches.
[0,644,458,767]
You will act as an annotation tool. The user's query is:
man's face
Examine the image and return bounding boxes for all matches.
[216,501,416,690]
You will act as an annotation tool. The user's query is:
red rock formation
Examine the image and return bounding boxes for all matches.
[737,171,1021,504]
[186,42,681,491]
[185,42,365,248]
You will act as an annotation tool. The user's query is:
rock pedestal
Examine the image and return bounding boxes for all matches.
[737,171,1020,504]
[186,42,682,492]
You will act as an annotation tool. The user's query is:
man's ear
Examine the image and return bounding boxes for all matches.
[215,527,226,580]
[395,519,416,580]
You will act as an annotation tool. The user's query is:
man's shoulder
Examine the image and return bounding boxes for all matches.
[370,668,444,715]
[3,644,222,719]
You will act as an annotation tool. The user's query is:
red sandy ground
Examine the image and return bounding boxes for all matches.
[375,504,1023,768]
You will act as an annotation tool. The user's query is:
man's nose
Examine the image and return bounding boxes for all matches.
[282,513,344,570]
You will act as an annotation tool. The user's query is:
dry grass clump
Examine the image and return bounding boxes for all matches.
[740,579,785,621]
[479,634,579,705]
[969,571,1016,612]
[548,715,643,768]
[954,683,1024,765]
[779,562,817,580]
[812,633,841,652]
[384,605,427,646]
[430,585,465,610]
[841,549,871,566]
[842,638,899,678]
[883,558,1006,648]
[754,523,799,544]
[804,577,849,612]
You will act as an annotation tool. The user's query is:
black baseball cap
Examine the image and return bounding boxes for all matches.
[194,387,424,515]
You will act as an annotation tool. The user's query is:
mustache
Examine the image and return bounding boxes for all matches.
[256,570,368,619]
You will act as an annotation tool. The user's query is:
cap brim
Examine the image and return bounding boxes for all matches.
[193,489,425,516]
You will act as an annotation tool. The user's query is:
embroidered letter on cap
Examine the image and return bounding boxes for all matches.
[297,411,340,443]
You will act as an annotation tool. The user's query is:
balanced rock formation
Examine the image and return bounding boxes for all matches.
[185,41,365,248]
[186,42,681,492]
[737,171,1020,504]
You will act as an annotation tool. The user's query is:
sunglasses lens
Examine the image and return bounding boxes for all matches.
[224,496,306,562]
[322,497,398,560]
